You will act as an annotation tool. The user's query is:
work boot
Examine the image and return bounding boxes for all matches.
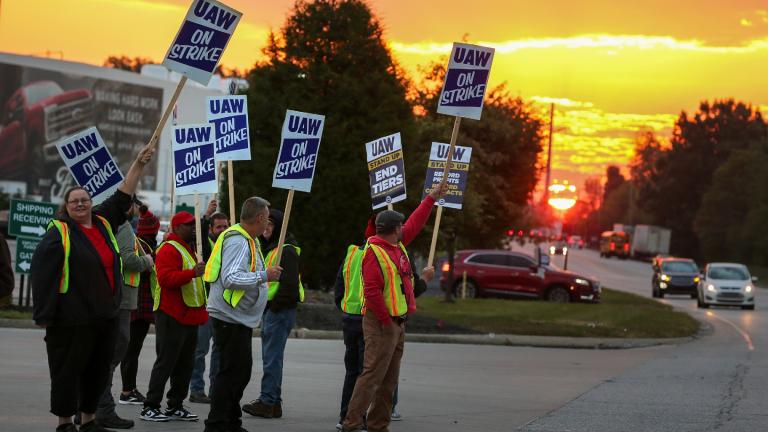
[190,391,211,404]
[96,414,135,429]
[242,400,274,418]
[272,401,282,418]
[80,420,117,432]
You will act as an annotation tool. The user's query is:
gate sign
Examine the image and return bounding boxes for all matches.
[162,0,242,85]
[366,133,407,209]
[437,43,495,120]
[9,199,57,238]
[172,124,218,195]
[55,127,124,202]
[421,142,473,209]
[207,95,250,161]
[15,237,40,274]
[272,110,325,193]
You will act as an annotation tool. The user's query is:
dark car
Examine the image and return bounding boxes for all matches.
[652,257,700,298]
[439,249,600,303]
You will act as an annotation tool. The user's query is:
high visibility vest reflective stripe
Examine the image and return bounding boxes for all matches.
[265,244,305,302]
[122,236,141,287]
[154,240,206,310]
[366,243,409,317]
[203,224,261,308]
[341,244,365,314]
[46,215,122,294]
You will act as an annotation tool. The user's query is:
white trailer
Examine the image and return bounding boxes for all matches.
[631,225,671,259]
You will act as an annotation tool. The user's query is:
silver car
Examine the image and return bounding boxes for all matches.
[697,263,757,310]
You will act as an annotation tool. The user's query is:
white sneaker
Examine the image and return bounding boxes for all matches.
[164,406,199,421]
[391,408,402,421]
[140,407,170,422]
[335,422,343,430]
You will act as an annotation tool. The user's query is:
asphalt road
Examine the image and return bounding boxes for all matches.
[516,246,767,432]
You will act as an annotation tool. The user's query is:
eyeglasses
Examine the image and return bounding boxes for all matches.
[67,198,92,205]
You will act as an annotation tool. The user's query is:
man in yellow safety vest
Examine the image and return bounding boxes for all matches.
[203,197,282,432]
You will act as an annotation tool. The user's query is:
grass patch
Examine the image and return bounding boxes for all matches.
[416,288,699,338]
[0,309,32,320]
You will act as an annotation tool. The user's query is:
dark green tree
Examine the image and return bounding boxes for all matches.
[226,0,415,289]
[102,55,155,72]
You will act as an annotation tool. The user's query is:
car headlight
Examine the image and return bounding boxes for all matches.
[694,276,700,283]
[707,284,716,292]
[660,274,670,282]
[574,278,590,286]
[746,285,753,293]
[549,246,555,254]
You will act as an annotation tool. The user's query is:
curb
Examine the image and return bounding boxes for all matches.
[1,319,696,349]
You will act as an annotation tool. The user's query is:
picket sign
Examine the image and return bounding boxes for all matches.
[54,127,124,203]
[271,110,325,267]
[427,42,494,266]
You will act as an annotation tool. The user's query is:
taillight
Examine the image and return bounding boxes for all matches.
[610,242,616,251]
[441,262,450,273]
[623,243,630,252]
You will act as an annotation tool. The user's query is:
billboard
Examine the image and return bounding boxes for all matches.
[0,62,163,202]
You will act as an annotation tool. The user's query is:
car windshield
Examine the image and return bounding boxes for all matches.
[708,266,749,280]
[23,82,62,105]
[661,261,697,273]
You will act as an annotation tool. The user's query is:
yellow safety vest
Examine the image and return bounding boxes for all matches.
[265,244,305,302]
[203,224,261,308]
[366,243,410,317]
[341,244,365,315]
[46,215,122,294]
[153,240,206,310]
[122,236,141,288]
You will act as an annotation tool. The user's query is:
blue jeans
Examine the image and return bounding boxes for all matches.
[190,319,220,394]
[258,307,297,404]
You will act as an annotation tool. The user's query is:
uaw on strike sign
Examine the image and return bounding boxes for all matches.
[422,142,472,209]
[56,127,124,203]
[172,124,218,195]
[366,133,406,209]
[207,95,250,161]
[437,43,495,120]
[163,0,242,85]
[272,110,325,193]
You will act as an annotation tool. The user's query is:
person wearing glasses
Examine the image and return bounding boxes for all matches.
[31,144,155,432]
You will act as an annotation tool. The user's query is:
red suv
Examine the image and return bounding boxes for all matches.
[440,250,601,303]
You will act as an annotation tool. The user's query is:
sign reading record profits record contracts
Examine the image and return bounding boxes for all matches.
[207,95,250,161]
[366,133,407,209]
[173,124,218,195]
[163,0,242,85]
[56,127,124,202]
[272,110,325,193]
[437,43,495,120]
[422,142,473,209]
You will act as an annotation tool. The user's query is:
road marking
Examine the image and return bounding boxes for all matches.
[706,311,754,351]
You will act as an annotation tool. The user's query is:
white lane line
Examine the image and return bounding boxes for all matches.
[705,311,755,351]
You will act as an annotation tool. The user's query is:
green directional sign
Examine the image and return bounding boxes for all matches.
[175,203,195,215]
[15,237,41,274]
[9,199,58,238]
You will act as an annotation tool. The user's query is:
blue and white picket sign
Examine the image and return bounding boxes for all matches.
[206,95,250,161]
[172,124,218,195]
[421,142,473,209]
[437,42,495,120]
[272,110,325,193]
[366,133,407,210]
[55,127,124,203]
[163,0,242,85]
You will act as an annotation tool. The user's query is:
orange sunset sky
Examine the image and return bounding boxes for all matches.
[3,0,768,194]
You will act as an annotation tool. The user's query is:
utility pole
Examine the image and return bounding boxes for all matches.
[543,103,555,204]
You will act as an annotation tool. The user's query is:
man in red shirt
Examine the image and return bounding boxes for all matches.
[140,211,207,422]
[342,183,446,432]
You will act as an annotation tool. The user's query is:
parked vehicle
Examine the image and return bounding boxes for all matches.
[632,225,671,259]
[697,263,757,310]
[549,241,568,255]
[652,257,700,298]
[568,235,584,249]
[440,249,601,303]
[599,231,630,259]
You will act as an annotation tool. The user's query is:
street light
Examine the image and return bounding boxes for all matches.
[547,181,577,211]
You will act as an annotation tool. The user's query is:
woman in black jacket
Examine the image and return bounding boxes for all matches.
[32,144,155,432]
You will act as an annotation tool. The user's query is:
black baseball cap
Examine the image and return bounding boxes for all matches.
[375,210,405,230]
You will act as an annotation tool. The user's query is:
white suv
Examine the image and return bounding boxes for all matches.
[697,263,757,310]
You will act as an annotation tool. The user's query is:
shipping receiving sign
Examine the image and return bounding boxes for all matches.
[55,127,124,202]
[437,43,495,120]
[172,124,218,195]
[207,95,250,161]
[366,133,407,209]
[421,142,473,209]
[272,110,325,193]
[162,0,242,85]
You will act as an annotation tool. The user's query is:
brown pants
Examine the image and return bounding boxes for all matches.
[343,313,404,432]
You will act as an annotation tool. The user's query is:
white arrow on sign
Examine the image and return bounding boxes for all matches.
[18,261,31,272]
[20,225,46,236]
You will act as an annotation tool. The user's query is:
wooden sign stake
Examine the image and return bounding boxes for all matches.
[427,116,462,265]
[274,188,295,267]
[194,193,203,262]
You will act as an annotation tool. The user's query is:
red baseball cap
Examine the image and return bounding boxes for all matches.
[171,211,195,228]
